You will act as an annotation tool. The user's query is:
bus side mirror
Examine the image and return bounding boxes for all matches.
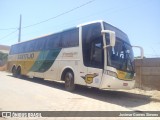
[101,30,116,47]
[132,46,144,59]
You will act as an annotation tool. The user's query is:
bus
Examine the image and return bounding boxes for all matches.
[7,20,143,91]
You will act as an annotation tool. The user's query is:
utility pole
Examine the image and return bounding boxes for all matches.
[18,14,22,42]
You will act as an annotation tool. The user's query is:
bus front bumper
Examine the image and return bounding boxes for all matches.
[99,74,135,90]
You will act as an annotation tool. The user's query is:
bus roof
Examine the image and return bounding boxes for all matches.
[77,20,127,36]
[77,20,104,27]
[16,20,104,45]
[12,20,128,46]
[12,27,78,46]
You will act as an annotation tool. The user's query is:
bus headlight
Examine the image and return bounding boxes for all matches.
[104,70,117,78]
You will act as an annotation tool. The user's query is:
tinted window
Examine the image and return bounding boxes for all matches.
[10,28,79,54]
[82,23,103,68]
[16,43,24,53]
[46,34,61,49]
[24,40,35,52]
[10,45,16,55]
[61,28,79,48]
[29,40,35,52]
[13,45,18,54]
[34,38,47,51]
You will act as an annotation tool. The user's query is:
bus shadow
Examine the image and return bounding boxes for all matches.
[8,75,158,108]
[74,86,153,108]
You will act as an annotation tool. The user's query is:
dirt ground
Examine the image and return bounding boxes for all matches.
[0,71,160,120]
[0,64,7,71]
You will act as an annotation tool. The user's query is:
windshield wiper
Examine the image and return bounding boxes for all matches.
[122,44,134,72]
[126,52,134,73]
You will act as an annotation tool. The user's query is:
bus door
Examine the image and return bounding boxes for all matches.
[85,40,104,88]
[81,23,104,88]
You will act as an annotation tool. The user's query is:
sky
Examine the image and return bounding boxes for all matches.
[0,0,160,57]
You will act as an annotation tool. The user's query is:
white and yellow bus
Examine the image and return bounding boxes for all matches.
[7,20,143,91]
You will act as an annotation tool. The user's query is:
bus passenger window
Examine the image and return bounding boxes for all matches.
[34,38,46,51]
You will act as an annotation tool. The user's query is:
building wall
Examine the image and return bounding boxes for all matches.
[0,45,10,53]
[135,58,160,90]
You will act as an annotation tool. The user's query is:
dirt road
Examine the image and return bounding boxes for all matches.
[0,71,160,119]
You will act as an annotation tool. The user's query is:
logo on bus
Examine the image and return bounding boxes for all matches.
[81,73,98,84]
[62,52,78,57]
[18,53,34,59]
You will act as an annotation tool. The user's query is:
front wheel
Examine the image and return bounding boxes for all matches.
[64,71,75,91]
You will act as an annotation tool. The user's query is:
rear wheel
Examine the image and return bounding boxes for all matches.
[64,71,75,91]
[12,66,17,77]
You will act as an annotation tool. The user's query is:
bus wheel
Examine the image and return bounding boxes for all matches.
[64,71,75,91]
[12,66,17,77]
[16,67,22,78]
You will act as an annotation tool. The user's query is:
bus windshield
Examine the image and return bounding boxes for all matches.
[107,39,134,73]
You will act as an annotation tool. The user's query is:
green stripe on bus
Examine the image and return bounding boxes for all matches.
[30,48,62,72]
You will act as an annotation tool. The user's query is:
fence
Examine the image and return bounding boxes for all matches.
[135,58,160,90]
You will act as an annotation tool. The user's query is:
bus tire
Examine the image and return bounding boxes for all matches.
[12,66,17,77]
[64,71,75,91]
[16,66,22,78]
